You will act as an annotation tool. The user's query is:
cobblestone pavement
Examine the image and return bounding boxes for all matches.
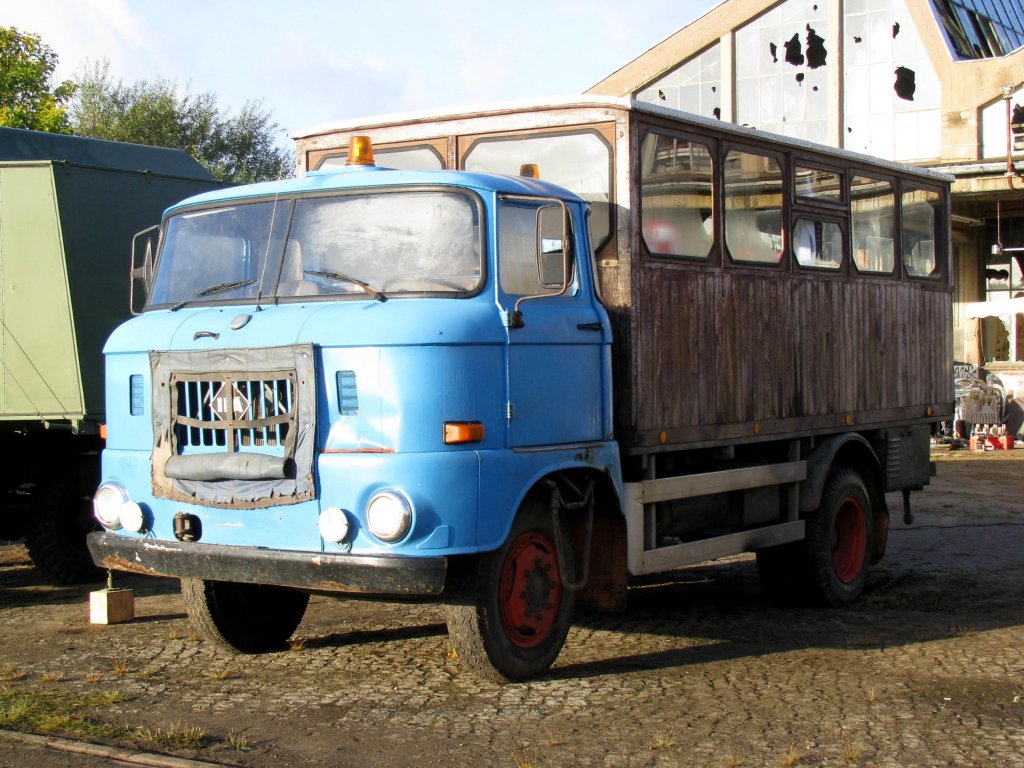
[1,450,1022,767]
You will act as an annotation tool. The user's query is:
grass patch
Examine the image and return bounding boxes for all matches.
[0,685,216,756]
[841,741,862,764]
[134,721,208,750]
[650,732,676,750]
[778,747,802,767]
[227,729,253,751]
[0,665,28,683]
[0,686,120,740]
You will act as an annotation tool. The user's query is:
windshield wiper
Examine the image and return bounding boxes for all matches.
[303,270,386,302]
[171,279,257,311]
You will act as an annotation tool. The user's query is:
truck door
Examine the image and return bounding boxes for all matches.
[497,198,605,448]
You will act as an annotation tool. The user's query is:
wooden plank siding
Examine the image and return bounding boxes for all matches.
[617,262,952,451]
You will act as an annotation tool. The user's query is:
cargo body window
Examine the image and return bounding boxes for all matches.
[464,131,611,251]
[640,132,714,259]
[724,149,783,264]
[902,187,942,279]
[793,218,843,269]
[795,165,843,203]
[851,176,895,274]
[316,145,445,171]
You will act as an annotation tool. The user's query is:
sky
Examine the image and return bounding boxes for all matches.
[6,0,720,144]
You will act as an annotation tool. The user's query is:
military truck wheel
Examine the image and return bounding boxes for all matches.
[181,578,309,653]
[444,496,575,682]
[0,506,27,541]
[804,468,873,607]
[24,461,104,584]
[755,540,805,599]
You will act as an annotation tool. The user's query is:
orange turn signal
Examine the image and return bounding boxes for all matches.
[99,423,107,440]
[443,421,485,445]
[347,135,375,166]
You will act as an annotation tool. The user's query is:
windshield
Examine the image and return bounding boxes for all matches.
[149,201,287,308]
[147,190,483,309]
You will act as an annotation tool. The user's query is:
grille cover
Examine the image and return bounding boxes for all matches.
[149,345,316,507]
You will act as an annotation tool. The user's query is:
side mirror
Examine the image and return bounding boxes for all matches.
[130,224,159,316]
[507,202,573,328]
[536,204,570,291]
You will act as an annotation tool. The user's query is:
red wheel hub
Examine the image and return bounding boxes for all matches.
[498,531,562,648]
[832,496,867,583]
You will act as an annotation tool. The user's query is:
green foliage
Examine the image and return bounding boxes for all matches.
[0,27,76,133]
[71,61,292,183]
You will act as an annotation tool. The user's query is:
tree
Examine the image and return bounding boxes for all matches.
[71,62,292,183]
[0,27,75,133]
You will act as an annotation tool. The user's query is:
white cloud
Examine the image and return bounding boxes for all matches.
[6,0,154,82]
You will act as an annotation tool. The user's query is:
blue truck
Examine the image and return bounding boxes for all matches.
[89,100,953,681]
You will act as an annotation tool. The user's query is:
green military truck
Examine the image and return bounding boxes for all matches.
[0,127,221,583]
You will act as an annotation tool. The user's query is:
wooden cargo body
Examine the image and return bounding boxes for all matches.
[293,98,954,456]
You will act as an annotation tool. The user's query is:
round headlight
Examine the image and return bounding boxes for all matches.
[365,490,411,543]
[93,482,128,530]
[318,507,350,543]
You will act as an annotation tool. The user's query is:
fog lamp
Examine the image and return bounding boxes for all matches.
[119,500,147,533]
[318,507,351,543]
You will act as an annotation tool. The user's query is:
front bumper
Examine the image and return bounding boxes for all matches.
[87,532,447,597]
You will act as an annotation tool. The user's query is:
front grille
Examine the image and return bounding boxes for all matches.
[171,371,296,455]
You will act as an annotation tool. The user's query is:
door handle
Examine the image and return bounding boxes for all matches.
[576,322,603,331]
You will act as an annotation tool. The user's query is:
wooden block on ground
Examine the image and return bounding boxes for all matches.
[89,588,135,625]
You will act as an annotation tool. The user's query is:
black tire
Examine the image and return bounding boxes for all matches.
[0,505,27,541]
[755,540,805,599]
[23,459,104,584]
[444,496,575,682]
[804,468,873,607]
[180,578,309,653]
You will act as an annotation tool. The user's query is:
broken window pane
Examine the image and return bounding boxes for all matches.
[734,0,829,141]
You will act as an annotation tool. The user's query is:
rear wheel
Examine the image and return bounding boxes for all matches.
[181,579,309,653]
[445,496,575,682]
[804,468,873,606]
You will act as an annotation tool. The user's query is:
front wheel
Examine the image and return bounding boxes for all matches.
[804,468,873,607]
[181,579,309,653]
[444,496,575,682]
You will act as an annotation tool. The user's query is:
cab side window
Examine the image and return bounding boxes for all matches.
[499,202,575,297]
